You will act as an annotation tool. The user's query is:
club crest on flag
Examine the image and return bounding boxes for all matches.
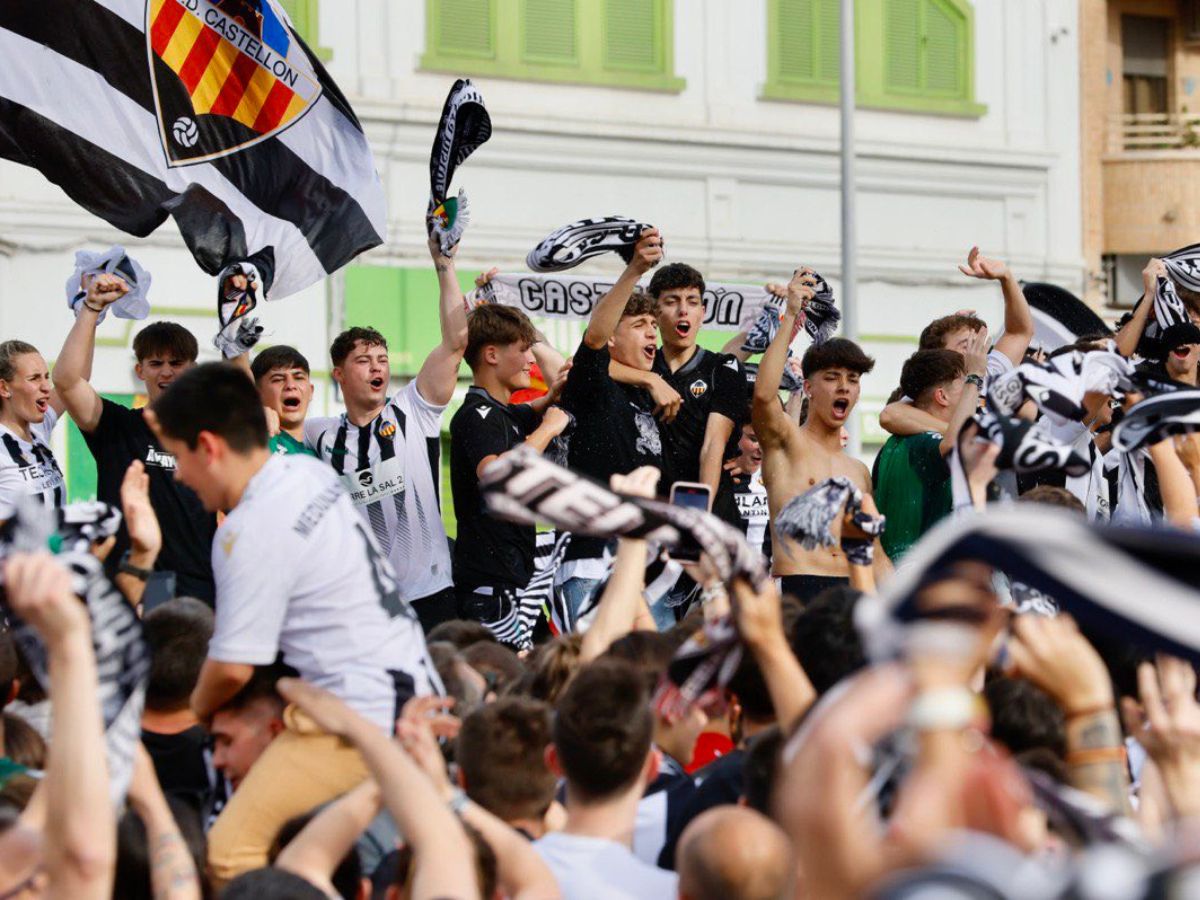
[145,0,323,167]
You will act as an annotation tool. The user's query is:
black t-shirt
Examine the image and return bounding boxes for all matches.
[83,399,216,602]
[652,348,746,486]
[450,387,540,590]
[560,342,663,560]
[141,725,213,813]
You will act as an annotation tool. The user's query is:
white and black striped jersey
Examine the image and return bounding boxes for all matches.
[305,382,452,602]
[634,751,696,870]
[0,408,64,518]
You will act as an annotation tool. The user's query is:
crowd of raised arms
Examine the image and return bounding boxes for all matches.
[3,224,1200,900]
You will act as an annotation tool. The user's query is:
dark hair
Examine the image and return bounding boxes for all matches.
[553,660,653,800]
[329,326,387,368]
[269,812,361,900]
[115,796,207,900]
[918,314,987,350]
[601,631,681,695]
[426,620,496,650]
[0,341,39,383]
[1,714,44,769]
[898,349,965,405]
[800,338,875,379]
[622,290,658,319]
[132,322,199,364]
[462,641,526,696]
[726,653,775,724]
[251,345,310,382]
[0,630,17,711]
[151,362,268,453]
[220,867,328,900]
[223,663,291,716]
[465,305,538,370]
[143,598,214,713]
[457,697,556,822]
[391,822,497,898]
[648,262,706,300]
[524,634,583,705]
[1018,485,1085,515]
[789,587,866,695]
[742,725,784,815]
[983,676,1066,760]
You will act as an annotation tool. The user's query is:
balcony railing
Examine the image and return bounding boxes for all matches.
[1110,112,1200,153]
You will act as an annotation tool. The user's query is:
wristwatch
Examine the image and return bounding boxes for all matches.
[964,373,984,391]
[117,551,153,582]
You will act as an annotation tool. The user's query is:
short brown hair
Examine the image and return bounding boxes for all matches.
[329,326,387,367]
[1018,484,1085,515]
[919,314,987,350]
[132,323,198,363]
[465,305,538,370]
[553,660,653,800]
[622,289,658,319]
[899,349,965,405]
[525,634,583,705]
[800,338,875,379]
[456,698,556,821]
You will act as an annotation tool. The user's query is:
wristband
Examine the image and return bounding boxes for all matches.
[1066,746,1126,767]
[117,551,152,582]
[907,687,979,733]
[83,300,106,314]
[700,583,727,606]
[965,373,984,391]
[447,787,470,816]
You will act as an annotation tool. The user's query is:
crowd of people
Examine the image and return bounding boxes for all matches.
[1,220,1200,900]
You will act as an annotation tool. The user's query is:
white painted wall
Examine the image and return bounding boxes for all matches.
[0,0,1083,449]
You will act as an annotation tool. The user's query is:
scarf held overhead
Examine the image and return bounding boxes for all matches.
[427,78,492,255]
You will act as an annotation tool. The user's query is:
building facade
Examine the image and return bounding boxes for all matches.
[0,0,1083,507]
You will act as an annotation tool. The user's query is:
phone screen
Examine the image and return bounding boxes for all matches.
[669,483,711,561]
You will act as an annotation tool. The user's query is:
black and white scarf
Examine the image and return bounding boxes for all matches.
[773,476,884,555]
[213,260,267,359]
[987,345,1133,426]
[1,501,149,805]
[739,273,841,350]
[1112,389,1200,453]
[968,411,1092,477]
[427,79,492,256]
[1156,243,1200,330]
[526,217,650,273]
[65,246,150,324]
[55,501,123,554]
[856,506,1200,668]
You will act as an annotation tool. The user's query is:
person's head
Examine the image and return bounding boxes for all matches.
[150,362,269,512]
[798,339,874,432]
[725,652,775,741]
[525,633,584,704]
[330,327,389,413]
[0,715,44,770]
[428,643,487,724]
[609,291,659,371]
[677,806,795,900]
[741,726,783,817]
[789,586,866,695]
[221,867,328,900]
[132,323,199,404]
[649,263,706,351]
[984,676,1066,760]
[1159,323,1200,382]
[0,341,51,428]
[898,349,966,419]
[732,423,762,475]
[252,345,314,433]
[549,660,656,804]
[919,314,988,354]
[1017,484,1086,515]
[269,811,365,900]
[210,667,286,791]
[456,697,556,826]
[465,305,538,393]
[461,641,526,699]
[142,598,214,714]
[426,619,497,650]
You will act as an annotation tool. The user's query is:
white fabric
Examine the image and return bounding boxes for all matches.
[0,409,63,518]
[736,469,770,552]
[985,348,1014,387]
[64,246,150,323]
[1107,447,1154,526]
[1044,420,1108,521]
[208,454,438,730]
[534,832,678,900]
[305,382,452,602]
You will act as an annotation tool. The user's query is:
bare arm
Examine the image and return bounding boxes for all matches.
[1149,438,1200,528]
[531,332,566,388]
[959,248,1032,366]
[53,277,130,431]
[190,660,254,724]
[609,361,680,422]
[474,408,572,479]
[721,330,752,362]
[731,578,817,731]
[880,400,948,438]
[114,461,161,611]
[698,413,735,496]
[415,238,470,407]
[583,228,662,349]
[939,331,988,457]
[753,269,813,449]
[275,780,381,897]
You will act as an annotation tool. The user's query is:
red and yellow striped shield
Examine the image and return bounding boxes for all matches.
[146,0,322,166]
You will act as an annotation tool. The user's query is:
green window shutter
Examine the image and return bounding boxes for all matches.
[277,0,332,61]
[434,0,496,59]
[521,0,578,65]
[883,0,966,97]
[884,0,921,91]
[774,0,839,87]
[816,0,841,83]
[603,0,662,73]
[924,0,963,94]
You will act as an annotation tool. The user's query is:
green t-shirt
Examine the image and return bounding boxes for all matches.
[269,431,316,457]
[873,431,951,561]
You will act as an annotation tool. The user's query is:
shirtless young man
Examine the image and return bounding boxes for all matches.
[751,267,888,604]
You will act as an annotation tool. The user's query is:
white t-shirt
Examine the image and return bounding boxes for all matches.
[305,382,452,602]
[534,832,678,900]
[208,454,440,730]
[0,409,64,518]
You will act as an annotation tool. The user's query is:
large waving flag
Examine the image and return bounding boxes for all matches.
[0,0,386,298]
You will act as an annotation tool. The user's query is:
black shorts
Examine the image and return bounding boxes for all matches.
[778,574,849,606]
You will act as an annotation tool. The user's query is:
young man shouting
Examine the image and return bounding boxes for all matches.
[450,304,570,648]
[149,362,438,882]
[752,268,885,604]
[252,345,316,456]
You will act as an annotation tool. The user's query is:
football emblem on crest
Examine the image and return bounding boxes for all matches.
[146,0,323,167]
[690,379,708,398]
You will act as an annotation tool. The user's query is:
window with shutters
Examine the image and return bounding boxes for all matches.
[421,0,684,91]
[763,0,985,116]
[278,0,332,62]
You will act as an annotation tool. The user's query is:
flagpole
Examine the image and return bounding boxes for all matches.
[840,0,860,458]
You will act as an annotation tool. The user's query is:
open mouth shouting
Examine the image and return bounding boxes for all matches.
[1173,346,1194,361]
[831,398,850,420]
[282,396,302,411]
[642,343,657,363]
[34,398,48,414]
[675,320,693,339]
[369,377,386,392]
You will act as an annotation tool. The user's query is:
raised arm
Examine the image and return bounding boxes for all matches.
[416,237,471,407]
[939,330,987,457]
[52,274,129,431]
[583,228,662,349]
[752,268,812,448]
[608,361,681,422]
[731,577,817,731]
[1149,436,1200,528]
[960,247,1032,366]
[115,461,162,611]
[275,780,381,897]
[879,400,948,437]
[1116,259,1165,359]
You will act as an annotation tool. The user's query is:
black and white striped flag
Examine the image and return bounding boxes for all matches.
[0,0,386,299]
